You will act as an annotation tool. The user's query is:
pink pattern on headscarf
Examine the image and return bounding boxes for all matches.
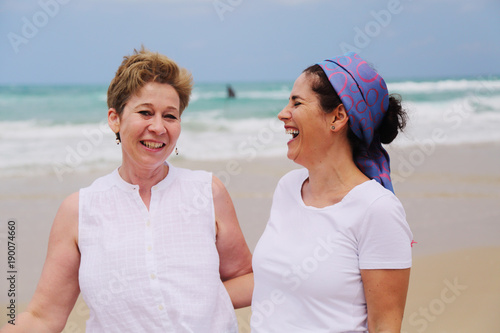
[317,52,394,192]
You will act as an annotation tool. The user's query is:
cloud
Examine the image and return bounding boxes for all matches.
[92,0,212,2]
[0,1,41,12]
[268,0,325,5]
[408,36,437,49]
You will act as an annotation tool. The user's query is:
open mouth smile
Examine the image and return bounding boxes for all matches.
[286,129,300,140]
[141,141,165,149]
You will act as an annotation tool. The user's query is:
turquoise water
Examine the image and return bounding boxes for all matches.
[1,77,500,176]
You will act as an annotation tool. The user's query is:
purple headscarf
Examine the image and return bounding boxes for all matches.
[317,52,394,192]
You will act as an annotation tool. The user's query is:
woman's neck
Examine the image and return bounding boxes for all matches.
[301,148,368,208]
[118,162,168,191]
[118,162,169,210]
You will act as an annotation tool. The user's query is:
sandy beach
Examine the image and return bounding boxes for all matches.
[1,142,499,332]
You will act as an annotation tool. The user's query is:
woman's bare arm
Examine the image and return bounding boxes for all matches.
[1,192,81,332]
[361,268,411,333]
[212,176,253,308]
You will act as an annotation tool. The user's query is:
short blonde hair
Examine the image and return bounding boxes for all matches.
[107,46,193,116]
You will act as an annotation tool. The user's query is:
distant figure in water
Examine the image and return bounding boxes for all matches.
[227,84,236,98]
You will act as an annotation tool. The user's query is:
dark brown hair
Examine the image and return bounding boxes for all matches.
[303,64,407,154]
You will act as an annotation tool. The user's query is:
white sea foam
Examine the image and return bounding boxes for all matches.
[1,79,500,177]
[394,96,500,147]
[235,90,291,100]
[191,87,291,101]
[388,78,500,94]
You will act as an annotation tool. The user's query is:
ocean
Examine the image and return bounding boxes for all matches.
[1,77,500,179]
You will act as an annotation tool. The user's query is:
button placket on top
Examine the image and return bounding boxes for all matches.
[143,185,173,330]
[111,167,175,330]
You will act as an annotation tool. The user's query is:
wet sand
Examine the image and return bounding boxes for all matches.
[1,142,499,332]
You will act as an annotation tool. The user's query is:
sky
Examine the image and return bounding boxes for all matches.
[0,0,499,85]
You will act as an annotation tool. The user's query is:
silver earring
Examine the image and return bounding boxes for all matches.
[115,132,121,145]
[331,125,335,130]
[175,147,178,155]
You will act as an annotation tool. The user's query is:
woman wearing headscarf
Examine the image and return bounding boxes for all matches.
[1,47,252,333]
[251,52,413,332]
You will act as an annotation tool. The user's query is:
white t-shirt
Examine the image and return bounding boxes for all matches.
[251,168,413,332]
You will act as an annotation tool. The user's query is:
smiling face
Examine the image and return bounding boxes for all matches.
[108,81,181,172]
[278,73,334,165]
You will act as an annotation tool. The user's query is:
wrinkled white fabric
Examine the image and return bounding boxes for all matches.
[251,168,412,332]
[78,163,237,332]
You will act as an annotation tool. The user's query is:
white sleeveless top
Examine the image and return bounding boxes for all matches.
[78,163,237,332]
[251,168,412,332]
